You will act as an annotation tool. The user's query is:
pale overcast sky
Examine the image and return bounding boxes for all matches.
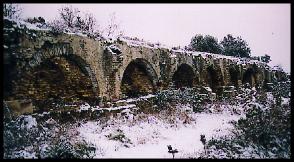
[19,3,291,73]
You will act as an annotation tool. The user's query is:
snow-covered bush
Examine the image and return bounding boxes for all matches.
[24,16,48,29]
[3,113,97,159]
[198,81,291,159]
[154,88,205,112]
[7,150,37,159]
[44,139,96,159]
[3,3,22,20]
[235,101,290,157]
[106,129,132,146]
[3,115,39,156]
[25,17,45,24]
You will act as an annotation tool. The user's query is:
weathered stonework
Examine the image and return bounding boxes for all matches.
[3,19,288,110]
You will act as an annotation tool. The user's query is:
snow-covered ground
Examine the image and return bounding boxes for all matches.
[3,86,290,159]
[77,107,241,158]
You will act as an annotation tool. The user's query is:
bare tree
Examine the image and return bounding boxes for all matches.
[3,3,22,19]
[58,5,80,28]
[74,15,85,31]
[105,12,124,38]
[81,12,96,34]
[49,19,67,33]
[50,6,102,38]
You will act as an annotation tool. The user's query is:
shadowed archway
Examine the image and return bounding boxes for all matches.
[229,66,241,88]
[242,68,256,87]
[206,65,222,92]
[12,55,99,110]
[172,64,195,89]
[121,58,158,98]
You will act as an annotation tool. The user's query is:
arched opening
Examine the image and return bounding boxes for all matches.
[172,64,195,89]
[263,70,272,90]
[242,68,256,87]
[229,67,240,88]
[3,53,17,99]
[274,72,279,81]
[13,55,98,110]
[207,65,220,92]
[274,71,288,82]
[121,58,157,98]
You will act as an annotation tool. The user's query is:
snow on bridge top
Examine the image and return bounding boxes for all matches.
[5,17,276,72]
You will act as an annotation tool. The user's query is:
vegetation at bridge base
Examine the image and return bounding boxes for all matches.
[154,87,206,113]
[193,81,291,159]
[3,112,97,159]
[41,138,96,159]
[3,79,290,158]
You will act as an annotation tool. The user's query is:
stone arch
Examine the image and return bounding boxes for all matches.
[242,68,256,87]
[120,58,158,98]
[206,65,223,92]
[26,42,99,95]
[172,63,196,88]
[13,43,100,110]
[19,55,99,109]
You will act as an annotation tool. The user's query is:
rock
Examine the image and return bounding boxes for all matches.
[5,100,34,117]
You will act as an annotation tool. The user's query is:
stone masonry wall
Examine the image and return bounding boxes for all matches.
[3,19,285,110]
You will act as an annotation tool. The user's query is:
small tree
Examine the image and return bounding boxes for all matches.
[51,6,101,36]
[104,12,124,38]
[190,34,204,50]
[74,15,86,31]
[82,12,96,34]
[189,34,223,54]
[49,19,67,33]
[58,5,80,28]
[220,34,251,58]
[3,3,22,19]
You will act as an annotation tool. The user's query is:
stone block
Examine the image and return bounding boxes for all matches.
[5,99,34,117]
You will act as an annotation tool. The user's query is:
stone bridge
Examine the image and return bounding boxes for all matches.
[3,19,288,109]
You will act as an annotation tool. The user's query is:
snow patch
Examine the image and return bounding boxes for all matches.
[139,94,156,99]
[10,150,37,159]
[77,106,241,158]
[106,44,122,55]
[20,115,37,130]
[4,17,50,31]
[79,103,91,111]
[100,104,137,111]
[203,87,212,92]
[281,97,290,105]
